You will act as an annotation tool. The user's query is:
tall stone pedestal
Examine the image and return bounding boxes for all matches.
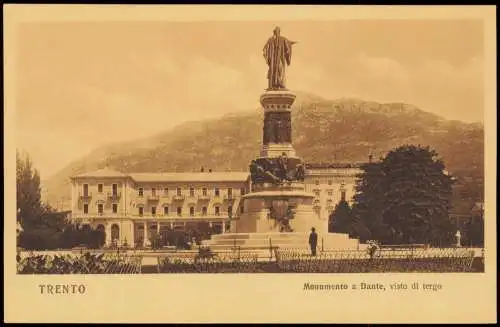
[205,89,360,251]
[234,89,328,235]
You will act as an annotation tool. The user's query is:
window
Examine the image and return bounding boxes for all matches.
[163,188,169,195]
[240,206,244,214]
[83,204,89,214]
[98,184,103,193]
[112,204,118,214]
[190,188,195,197]
[314,190,320,197]
[215,206,220,216]
[202,188,207,196]
[328,191,333,196]
[151,206,157,216]
[341,191,346,201]
[315,179,320,185]
[240,188,245,196]
[328,180,333,185]
[152,188,156,196]
[112,184,118,196]
[202,207,207,216]
[138,188,143,196]
[138,207,144,216]
[227,188,233,198]
[177,207,182,216]
[176,187,182,196]
[189,207,195,216]
[97,204,103,215]
[83,184,89,196]
[214,188,220,197]
[228,205,233,216]
[164,206,169,215]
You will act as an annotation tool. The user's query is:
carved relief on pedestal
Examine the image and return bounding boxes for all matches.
[263,111,292,145]
[266,199,296,233]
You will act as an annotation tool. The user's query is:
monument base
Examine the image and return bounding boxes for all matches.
[233,187,328,234]
[201,232,362,251]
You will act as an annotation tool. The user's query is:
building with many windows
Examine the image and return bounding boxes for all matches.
[70,164,364,247]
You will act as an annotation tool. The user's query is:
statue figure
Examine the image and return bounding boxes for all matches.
[263,27,297,90]
[276,152,289,181]
[295,163,305,181]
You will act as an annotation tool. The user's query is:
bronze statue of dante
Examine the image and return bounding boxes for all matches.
[263,27,297,90]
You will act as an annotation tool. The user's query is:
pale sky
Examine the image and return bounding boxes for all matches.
[15,20,484,179]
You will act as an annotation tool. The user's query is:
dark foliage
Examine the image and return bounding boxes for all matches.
[352,145,455,245]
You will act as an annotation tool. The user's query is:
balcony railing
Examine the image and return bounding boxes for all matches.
[223,194,234,201]
[108,192,121,201]
[147,195,160,201]
[95,192,107,199]
[172,194,185,201]
[79,192,92,200]
[198,194,210,200]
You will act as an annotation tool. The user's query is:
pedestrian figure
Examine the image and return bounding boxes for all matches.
[309,227,318,256]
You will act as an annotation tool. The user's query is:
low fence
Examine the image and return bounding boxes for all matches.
[274,248,476,273]
[17,247,480,274]
[17,252,143,274]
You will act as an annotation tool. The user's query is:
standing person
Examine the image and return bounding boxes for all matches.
[309,227,318,256]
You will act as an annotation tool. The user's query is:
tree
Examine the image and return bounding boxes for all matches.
[352,145,454,245]
[328,200,353,234]
[463,215,484,247]
[16,149,101,250]
[351,161,388,242]
[16,150,44,228]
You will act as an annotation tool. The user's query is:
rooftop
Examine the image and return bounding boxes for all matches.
[72,168,128,179]
[305,162,367,169]
[129,172,250,183]
[71,163,368,182]
[71,169,250,182]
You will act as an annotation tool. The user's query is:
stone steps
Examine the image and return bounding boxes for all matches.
[202,232,360,251]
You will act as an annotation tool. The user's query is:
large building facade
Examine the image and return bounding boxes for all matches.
[70,164,364,247]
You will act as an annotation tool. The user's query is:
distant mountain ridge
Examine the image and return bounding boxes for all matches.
[43,91,484,206]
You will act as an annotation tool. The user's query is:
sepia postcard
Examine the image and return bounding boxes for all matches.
[4,4,497,323]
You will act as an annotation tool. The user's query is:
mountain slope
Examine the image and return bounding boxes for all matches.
[43,91,484,206]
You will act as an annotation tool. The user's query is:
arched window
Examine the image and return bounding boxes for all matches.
[95,224,106,247]
[111,224,120,241]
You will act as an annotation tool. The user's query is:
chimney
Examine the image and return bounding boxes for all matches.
[200,166,205,172]
[368,154,373,163]
[208,169,212,173]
